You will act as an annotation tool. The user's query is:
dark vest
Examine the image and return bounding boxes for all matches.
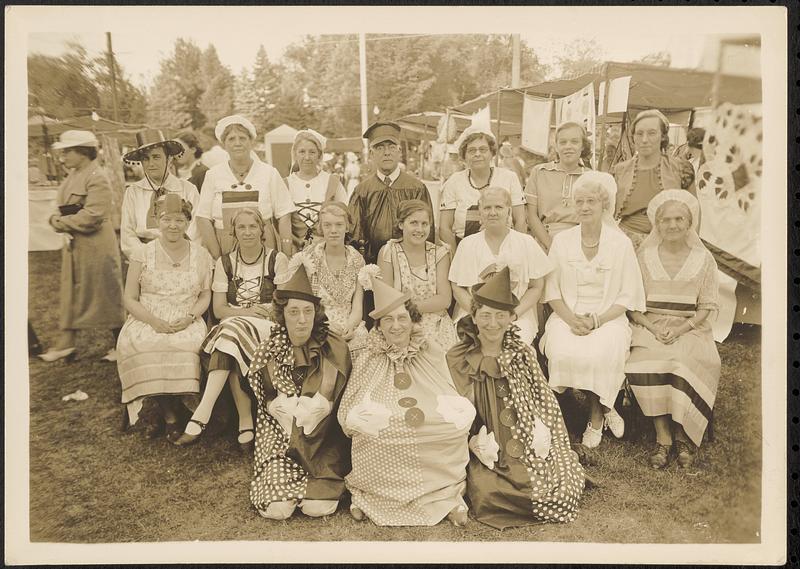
[220,249,278,306]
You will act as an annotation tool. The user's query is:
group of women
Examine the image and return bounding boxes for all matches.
[39,107,722,527]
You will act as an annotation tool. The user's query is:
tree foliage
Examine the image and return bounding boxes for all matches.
[147,38,205,129]
[552,38,604,79]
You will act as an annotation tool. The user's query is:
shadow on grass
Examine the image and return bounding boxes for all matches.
[27,251,762,544]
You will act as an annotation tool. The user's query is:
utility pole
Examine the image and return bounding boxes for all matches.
[358,33,369,158]
[106,32,120,122]
[511,34,521,88]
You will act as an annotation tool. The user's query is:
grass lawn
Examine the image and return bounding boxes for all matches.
[27,250,762,543]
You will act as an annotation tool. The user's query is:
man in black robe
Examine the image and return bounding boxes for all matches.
[348,121,435,264]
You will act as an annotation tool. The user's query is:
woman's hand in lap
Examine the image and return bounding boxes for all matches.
[150,317,177,334]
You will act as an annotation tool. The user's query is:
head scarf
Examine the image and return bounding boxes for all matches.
[214,115,257,143]
[640,189,703,250]
[291,129,327,172]
[572,170,622,233]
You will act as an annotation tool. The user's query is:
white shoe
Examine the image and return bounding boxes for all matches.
[39,347,76,362]
[101,349,117,362]
[299,499,338,517]
[604,408,625,439]
[257,500,297,520]
[582,422,602,448]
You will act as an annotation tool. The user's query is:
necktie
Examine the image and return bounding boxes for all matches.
[384,176,392,186]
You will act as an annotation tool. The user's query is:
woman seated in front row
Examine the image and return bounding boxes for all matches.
[625,190,721,469]
[338,275,476,526]
[173,208,289,449]
[117,194,212,438]
[377,199,458,350]
[447,267,584,529]
[540,171,646,449]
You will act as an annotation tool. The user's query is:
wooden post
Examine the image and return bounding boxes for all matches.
[495,90,503,146]
[597,62,611,171]
[106,32,120,122]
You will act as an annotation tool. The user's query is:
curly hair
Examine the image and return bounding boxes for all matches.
[555,121,593,166]
[469,297,516,318]
[459,132,497,161]
[377,299,423,325]
[271,295,330,345]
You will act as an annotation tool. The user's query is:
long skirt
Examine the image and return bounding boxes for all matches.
[625,316,721,446]
[541,314,631,410]
[201,316,273,376]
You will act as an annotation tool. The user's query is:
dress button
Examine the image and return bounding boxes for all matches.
[305,183,311,188]
[506,439,524,458]
[499,407,518,427]
[393,372,412,390]
[398,397,417,408]
[495,379,510,398]
[404,407,425,427]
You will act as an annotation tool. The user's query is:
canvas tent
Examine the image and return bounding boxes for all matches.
[28,114,149,147]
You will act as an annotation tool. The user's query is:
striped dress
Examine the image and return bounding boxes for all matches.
[625,245,721,446]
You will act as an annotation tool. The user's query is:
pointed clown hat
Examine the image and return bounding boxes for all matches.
[368,275,411,320]
[154,192,192,219]
[472,266,519,312]
[273,264,320,304]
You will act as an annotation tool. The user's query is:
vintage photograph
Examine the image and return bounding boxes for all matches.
[5,4,787,565]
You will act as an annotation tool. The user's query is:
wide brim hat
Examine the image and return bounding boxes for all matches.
[273,264,320,304]
[368,275,410,320]
[363,121,401,147]
[472,266,519,312]
[215,115,257,143]
[123,129,184,163]
[51,130,98,150]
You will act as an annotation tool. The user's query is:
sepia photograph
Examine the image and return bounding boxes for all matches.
[5,4,788,565]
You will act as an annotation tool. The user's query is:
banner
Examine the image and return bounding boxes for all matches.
[555,83,596,166]
[598,76,632,114]
[520,96,553,156]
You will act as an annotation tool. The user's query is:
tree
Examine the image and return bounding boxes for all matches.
[89,54,148,124]
[638,51,672,67]
[198,45,235,127]
[28,42,100,119]
[147,38,204,129]
[552,38,604,79]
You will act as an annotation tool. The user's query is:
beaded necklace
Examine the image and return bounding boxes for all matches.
[615,153,664,220]
[468,167,494,190]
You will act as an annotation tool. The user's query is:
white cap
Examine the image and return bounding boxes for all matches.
[214,115,257,142]
[51,130,99,150]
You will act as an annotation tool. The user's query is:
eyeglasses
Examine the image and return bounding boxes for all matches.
[466,146,491,157]
[393,372,425,427]
[231,183,253,190]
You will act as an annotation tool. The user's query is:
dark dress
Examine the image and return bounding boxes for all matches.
[247,328,352,509]
[446,318,584,529]
[348,172,434,264]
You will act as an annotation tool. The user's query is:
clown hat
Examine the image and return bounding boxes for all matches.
[369,276,410,320]
[473,266,519,311]
[274,264,319,304]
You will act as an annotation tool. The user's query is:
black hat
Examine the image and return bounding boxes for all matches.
[123,129,184,163]
[363,121,401,147]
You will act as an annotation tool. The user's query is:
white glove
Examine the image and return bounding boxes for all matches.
[294,392,333,435]
[345,397,391,438]
[468,425,500,470]
[267,392,299,435]
[436,395,477,431]
[532,416,552,459]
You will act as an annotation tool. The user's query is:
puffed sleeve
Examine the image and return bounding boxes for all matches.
[439,174,458,211]
[448,237,480,287]
[612,236,646,311]
[434,242,451,264]
[696,249,720,312]
[56,170,111,234]
[523,233,554,279]
[273,251,290,278]
[268,170,296,219]
[197,245,214,290]
[195,168,215,220]
[541,234,564,303]
[120,185,142,261]
[524,165,540,203]
[129,243,147,265]
[183,180,201,242]
[211,256,228,294]
[351,247,366,270]
[507,169,526,206]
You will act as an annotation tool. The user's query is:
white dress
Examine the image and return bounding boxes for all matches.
[449,229,552,344]
[540,225,646,409]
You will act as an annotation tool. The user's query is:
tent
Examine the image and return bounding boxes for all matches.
[28,114,149,147]
[452,61,762,126]
[263,124,298,177]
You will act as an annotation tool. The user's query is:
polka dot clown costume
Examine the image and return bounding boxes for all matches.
[247,264,352,520]
[446,267,585,529]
